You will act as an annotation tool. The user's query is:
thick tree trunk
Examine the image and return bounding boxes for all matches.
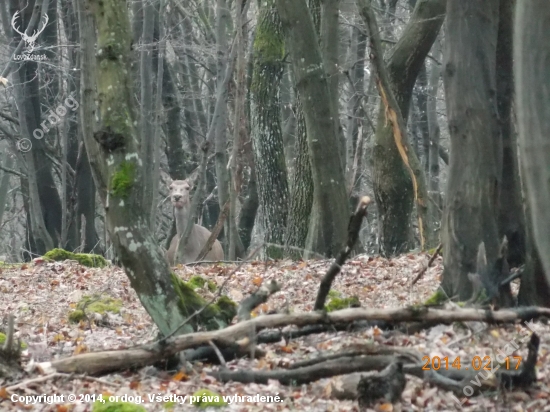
[496,0,525,268]
[251,2,290,258]
[60,0,100,253]
[276,0,349,258]
[77,0,227,337]
[515,0,550,285]
[441,0,502,300]
[361,0,445,256]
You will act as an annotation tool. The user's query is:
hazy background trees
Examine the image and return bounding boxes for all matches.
[0,0,549,322]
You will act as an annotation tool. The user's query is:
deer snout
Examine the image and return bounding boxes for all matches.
[172,194,182,201]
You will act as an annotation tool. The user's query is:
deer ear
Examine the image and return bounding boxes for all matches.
[186,168,201,186]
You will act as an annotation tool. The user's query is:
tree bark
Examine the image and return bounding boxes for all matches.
[515,0,550,285]
[276,0,349,258]
[284,96,313,258]
[441,0,502,300]
[251,1,290,258]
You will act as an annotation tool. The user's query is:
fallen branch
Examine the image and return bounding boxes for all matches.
[196,200,230,262]
[211,355,404,385]
[411,243,442,285]
[36,306,550,376]
[237,279,281,321]
[314,196,371,310]
[0,314,22,378]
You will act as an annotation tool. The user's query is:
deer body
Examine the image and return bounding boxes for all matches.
[165,180,224,265]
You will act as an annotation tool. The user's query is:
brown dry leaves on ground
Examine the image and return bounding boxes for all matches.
[0,253,548,411]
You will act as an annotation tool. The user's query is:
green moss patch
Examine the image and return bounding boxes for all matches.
[325,296,360,312]
[191,389,227,408]
[0,332,27,349]
[171,273,236,330]
[44,248,107,268]
[69,295,122,323]
[111,161,135,198]
[423,288,448,306]
[327,289,342,299]
[93,401,145,412]
[188,275,217,292]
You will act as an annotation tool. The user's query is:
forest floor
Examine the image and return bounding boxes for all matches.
[0,252,548,411]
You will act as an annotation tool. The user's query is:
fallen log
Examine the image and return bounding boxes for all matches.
[332,333,540,400]
[211,355,407,385]
[36,306,550,376]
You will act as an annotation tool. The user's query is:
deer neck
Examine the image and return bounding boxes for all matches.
[174,204,191,236]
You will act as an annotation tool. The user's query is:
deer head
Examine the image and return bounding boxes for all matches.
[12,11,49,54]
[168,179,192,210]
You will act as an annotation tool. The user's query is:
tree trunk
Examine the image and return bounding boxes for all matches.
[61,0,100,253]
[320,0,344,166]
[345,23,366,195]
[251,1,290,258]
[515,0,550,285]
[139,0,156,228]
[284,96,313,258]
[0,147,14,228]
[414,64,430,174]
[365,0,445,256]
[77,0,228,336]
[517,199,550,306]
[426,38,442,244]
[214,0,231,250]
[441,0,501,300]
[496,0,525,268]
[276,0,349,258]
[163,63,186,180]
[229,0,247,260]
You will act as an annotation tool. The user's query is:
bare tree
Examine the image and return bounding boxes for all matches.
[515,0,550,285]
[251,1,289,258]
[276,0,349,258]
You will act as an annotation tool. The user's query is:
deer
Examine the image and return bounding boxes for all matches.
[165,179,224,265]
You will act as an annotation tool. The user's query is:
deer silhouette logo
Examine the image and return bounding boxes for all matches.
[11,10,49,55]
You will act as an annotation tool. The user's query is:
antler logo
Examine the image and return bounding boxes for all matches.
[12,10,49,55]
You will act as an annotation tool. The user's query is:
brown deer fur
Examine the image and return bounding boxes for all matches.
[165,180,224,265]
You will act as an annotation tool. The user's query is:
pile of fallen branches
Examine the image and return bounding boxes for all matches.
[4,195,547,407]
